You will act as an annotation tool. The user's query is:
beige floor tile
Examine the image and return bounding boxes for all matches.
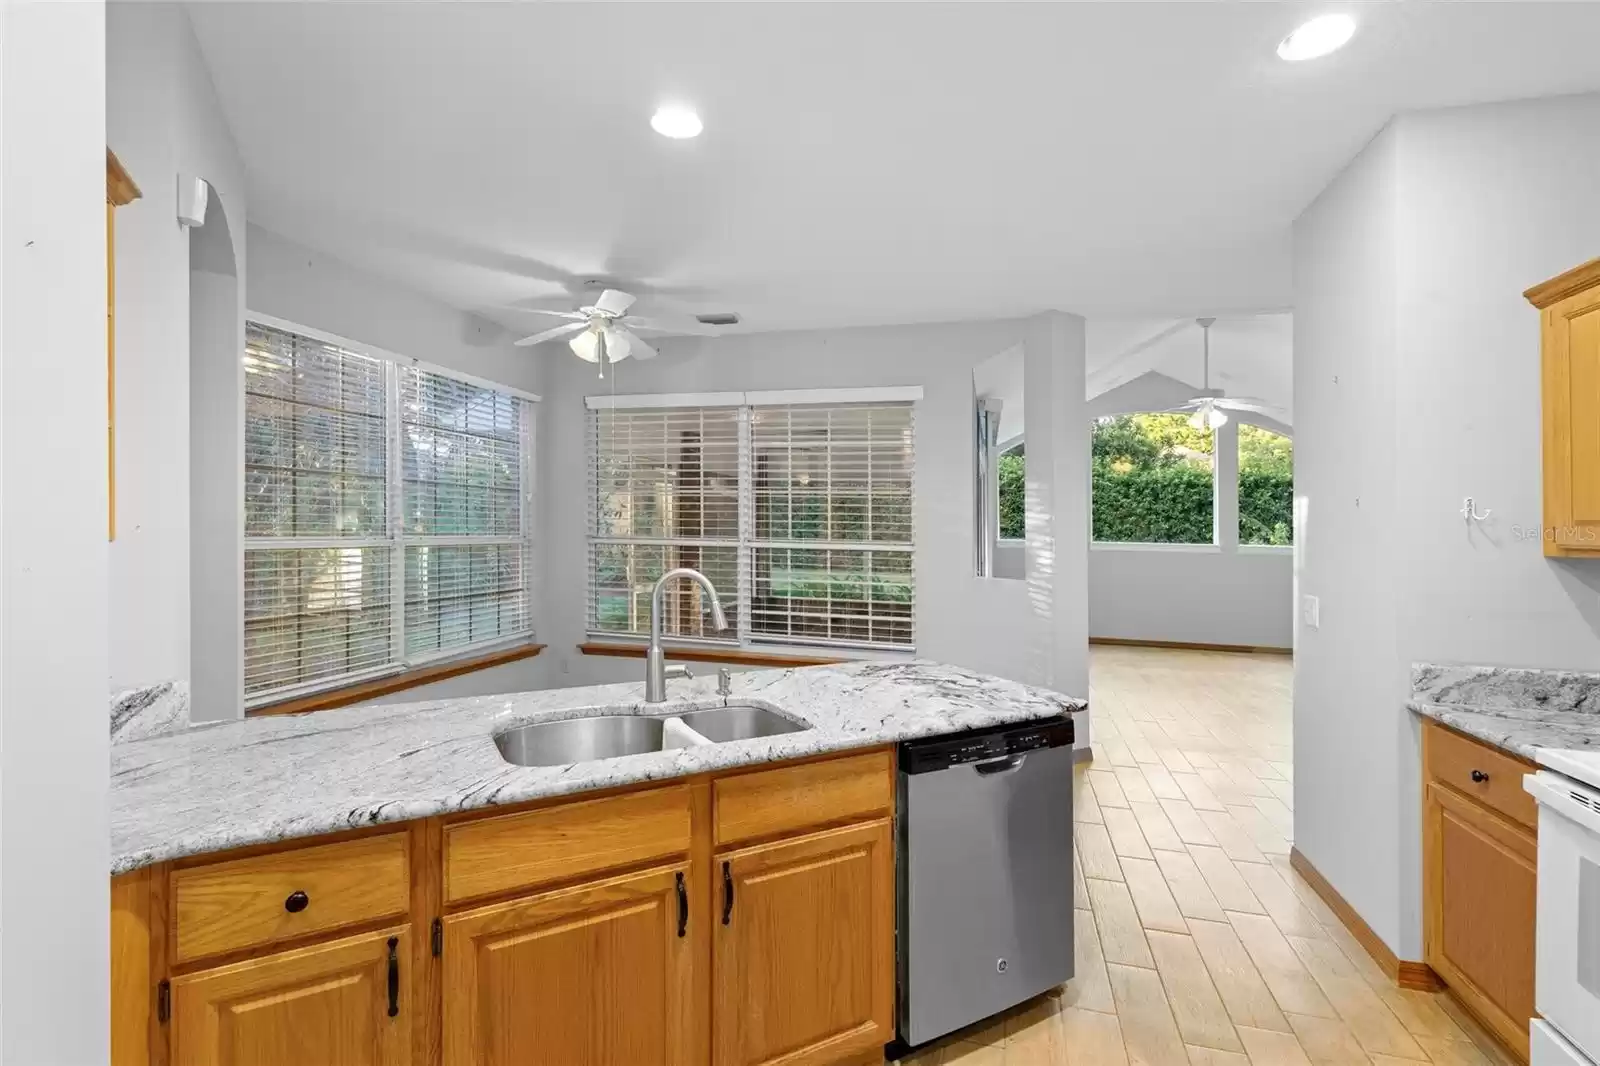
[1227,912,1337,1020]
[1226,804,1291,856]
[1116,765,1159,805]
[1369,988,1468,1043]
[1075,769,1106,826]
[1104,806,1156,861]
[1130,800,1187,852]
[1062,908,1116,1014]
[1060,1006,1129,1066]
[1198,809,1269,864]
[1161,798,1220,847]
[1189,846,1267,914]
[1005,994,1068,1063]
[1073,846,1091,909]
[1285,938,1425,1060]
[1110,963,1191,1066]
[1078,822,1125,882]
[1189,1048,1253,1066]
[1090,769,1132,809]
[1251,795,1296,837]
[1148,930,1243,1053]
[1122,856,1191,934]
[1187,918,1291,1034]
[943,1040,1008,1066]
[1153,848,1228,922]
[1410,1036,1493,1066]
[1198,766,1256,806]
[1087,877,1155,968]
[1235,862,1326,938]
[1185,750,1221,771]
[1173,772,1229,812]
[1159,749,1197,775]
[1141,762,1188,801]
[1286,1012,1375,1065]
[1237,1026,1315,1066]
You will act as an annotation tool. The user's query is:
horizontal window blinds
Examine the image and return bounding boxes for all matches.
[243,320,535,705]
[587,398,915,651]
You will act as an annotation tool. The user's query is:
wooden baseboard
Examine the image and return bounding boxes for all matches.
[1290,848,1443,992]
[1089,636,1293,655]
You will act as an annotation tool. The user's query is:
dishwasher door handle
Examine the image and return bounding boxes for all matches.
[973,754,1027,775]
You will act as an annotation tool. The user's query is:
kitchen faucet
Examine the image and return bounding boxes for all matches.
[646,568,729,702]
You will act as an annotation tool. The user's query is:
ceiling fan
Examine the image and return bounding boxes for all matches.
[511,289,714,375]
[1168,317,1275,430]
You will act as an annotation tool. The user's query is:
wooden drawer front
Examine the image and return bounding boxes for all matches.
[444,784,691,904]
[713,750,893,847]
[1423,721,1537,830]
[172,833,409,964]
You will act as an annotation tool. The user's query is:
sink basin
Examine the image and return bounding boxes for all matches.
[495,715,666,767]
[674,704,809,743]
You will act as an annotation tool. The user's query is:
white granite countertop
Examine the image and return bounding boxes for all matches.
[1407,662,1600,763]
[111,660,1084,875]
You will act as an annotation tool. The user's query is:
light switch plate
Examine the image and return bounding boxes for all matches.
[1302,595,1320,630]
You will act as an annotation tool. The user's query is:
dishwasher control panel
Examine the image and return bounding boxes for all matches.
[901,716,1074,774]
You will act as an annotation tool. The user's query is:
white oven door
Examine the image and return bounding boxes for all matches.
[1528,770,1600,1064]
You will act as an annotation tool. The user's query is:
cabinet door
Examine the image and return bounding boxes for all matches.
[442,863,696,1066]
[172,926,411,1066]
[714,820,893,1066]
[1543,282,1600,554]
[1424,782,1536,1060]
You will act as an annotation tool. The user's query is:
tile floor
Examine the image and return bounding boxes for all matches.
[894,645,1515,1066]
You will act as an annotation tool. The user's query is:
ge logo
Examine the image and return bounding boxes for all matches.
[996,958,1008,974]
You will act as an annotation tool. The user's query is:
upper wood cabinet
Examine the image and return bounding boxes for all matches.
[171,925,412,1066]
[713,819,894,1066]
[1527,257,1600,557]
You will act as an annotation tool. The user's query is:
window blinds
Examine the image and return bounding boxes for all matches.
[244,320,535,705]
[587,398,915,651]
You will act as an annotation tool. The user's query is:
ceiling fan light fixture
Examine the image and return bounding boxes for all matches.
[650,105,703,139]
[1277,14,1356,61]
[570,328,601,362]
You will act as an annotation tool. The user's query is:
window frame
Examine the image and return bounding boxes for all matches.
[584,387,921,655]
[242,312,541,710]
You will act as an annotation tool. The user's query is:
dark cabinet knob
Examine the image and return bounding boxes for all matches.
[285,890,310,913]
[1470,769,1489,784]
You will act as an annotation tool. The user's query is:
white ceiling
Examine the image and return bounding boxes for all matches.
[188,2,1600,335]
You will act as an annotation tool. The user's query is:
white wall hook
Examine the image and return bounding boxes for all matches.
[1460,496,1492,522]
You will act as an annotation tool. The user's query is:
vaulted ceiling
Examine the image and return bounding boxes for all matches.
[189,2,1600,336]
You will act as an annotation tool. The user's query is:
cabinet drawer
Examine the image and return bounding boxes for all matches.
[444,784,691,903]
[1423,721,1537,830]
[714,750,893,847]
[172,833,409,963]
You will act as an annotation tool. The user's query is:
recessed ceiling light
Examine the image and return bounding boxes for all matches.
[1277,14,1356,61]
[650,106,702,139]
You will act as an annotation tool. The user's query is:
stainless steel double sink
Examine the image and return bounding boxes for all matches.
[494,703,809,768]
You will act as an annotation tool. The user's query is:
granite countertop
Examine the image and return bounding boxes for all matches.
[1407,662,1600,763]
[111,660,1084,876]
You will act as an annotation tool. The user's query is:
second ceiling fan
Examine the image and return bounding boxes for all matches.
[512,289,714,375]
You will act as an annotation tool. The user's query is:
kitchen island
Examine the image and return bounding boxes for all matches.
[111,660,1083,1066]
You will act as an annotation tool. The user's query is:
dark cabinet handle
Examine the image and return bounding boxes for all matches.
[1470,769,1489,783]
[721,861,734,926]
[676,872,688,938]
[284,890,309,913]
[386,937,399,1018]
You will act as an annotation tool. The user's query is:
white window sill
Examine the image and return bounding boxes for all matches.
[1237,543,1294,555]
[1091,541,1221,553]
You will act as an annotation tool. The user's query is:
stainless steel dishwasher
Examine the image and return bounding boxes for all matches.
[895,716,1075,1049]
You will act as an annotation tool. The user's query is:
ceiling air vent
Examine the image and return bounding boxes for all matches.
[695,312,740,327]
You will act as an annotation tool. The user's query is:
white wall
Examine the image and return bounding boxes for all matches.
[1293,91,1600,961]
[107,2,246,694]
[0,2,110,1058]
[243,225,552,713]
[538,315,1092,726]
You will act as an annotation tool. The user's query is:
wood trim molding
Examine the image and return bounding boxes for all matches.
[1289,847,1444,993]
[1089,636,1293,656]
[107,148,141,206]
[248,644,545,717]
[577,642,847,668]
[1524,256,1600,309]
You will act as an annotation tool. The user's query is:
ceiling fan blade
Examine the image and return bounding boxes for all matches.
[625,316,720,336]
[514,322,587,347]
[497,306,587,320]
[592,289,636,316]
[612,327,657,360]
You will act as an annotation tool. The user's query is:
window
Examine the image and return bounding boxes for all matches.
[1239,424,1293,545]
[243,319,536,705]
[588,392,917,651]
[1090,413,1215,544]
[997,442,1025,540]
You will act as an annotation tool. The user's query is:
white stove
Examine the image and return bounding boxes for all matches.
[1525,759,1600,1066]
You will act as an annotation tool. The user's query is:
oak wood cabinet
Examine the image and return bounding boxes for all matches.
[714,820,894,1066]
[111,746,895,1066]
[1526,257,1600,557]
[1422,720,1537,1062]
[171,926,413,1066]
